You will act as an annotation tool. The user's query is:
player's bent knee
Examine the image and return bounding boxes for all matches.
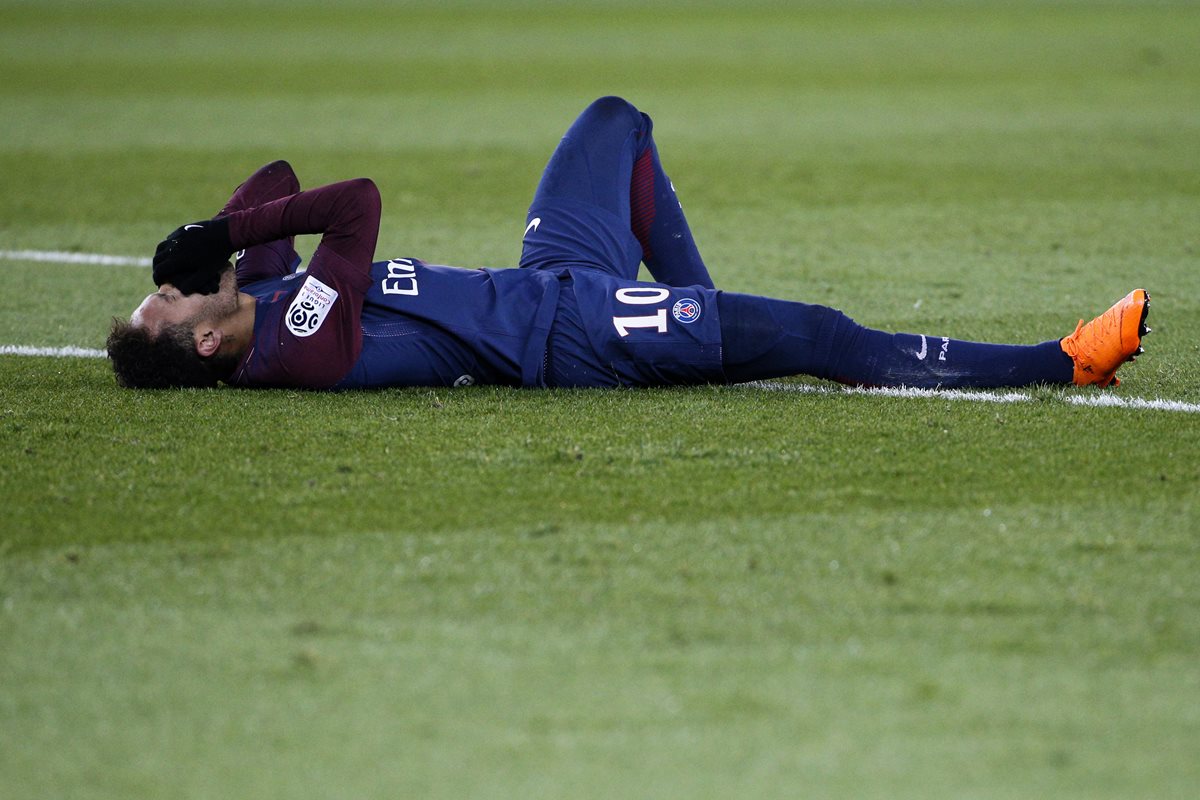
[580,95,643,128]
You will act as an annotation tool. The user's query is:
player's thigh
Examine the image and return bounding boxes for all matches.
[547,269,724,387]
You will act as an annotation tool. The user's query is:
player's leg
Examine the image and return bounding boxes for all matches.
[717,289,1150,389]
[628,111,713,288]
[217,160,302,285]
[544,269,724,387]
[521,96,714,288]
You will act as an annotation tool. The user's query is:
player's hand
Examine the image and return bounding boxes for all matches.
[152,217,234,295]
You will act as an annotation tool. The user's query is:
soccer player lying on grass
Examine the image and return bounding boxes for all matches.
[107,96,1150,391]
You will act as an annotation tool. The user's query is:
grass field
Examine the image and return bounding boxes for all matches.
[2,1,1199,797]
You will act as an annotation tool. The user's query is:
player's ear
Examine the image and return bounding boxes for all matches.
[194,326,222,358]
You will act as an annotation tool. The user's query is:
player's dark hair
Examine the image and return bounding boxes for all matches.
[106,318,222,389]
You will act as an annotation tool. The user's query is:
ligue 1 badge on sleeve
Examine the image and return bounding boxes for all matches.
[286,275,339,337]
[672,297,701,324]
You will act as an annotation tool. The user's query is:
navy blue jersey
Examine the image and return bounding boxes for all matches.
[235,259,561,388]
[342,259,560,387]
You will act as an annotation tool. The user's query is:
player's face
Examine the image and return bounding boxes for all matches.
[131,265,238,336]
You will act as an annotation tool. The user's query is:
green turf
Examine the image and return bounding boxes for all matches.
[2,1,1199,798]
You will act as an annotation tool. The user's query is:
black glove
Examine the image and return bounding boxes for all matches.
[151,217,234,295]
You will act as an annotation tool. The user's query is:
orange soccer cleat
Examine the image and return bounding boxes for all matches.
[1060,289,1151,387]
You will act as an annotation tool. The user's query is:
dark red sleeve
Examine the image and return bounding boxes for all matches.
[225,179,381,388]
[218,160,303,287]
[219,160,301,217]
[224,178,380,277]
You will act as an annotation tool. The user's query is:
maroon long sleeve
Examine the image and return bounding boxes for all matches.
[225,178,381,275]
[226,179,382,388]
[217,160,303,287]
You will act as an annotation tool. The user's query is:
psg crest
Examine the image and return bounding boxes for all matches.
[672,298,701,324]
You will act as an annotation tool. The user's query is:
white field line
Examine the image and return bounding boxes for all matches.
[1,352,1197,412]
[1,345,106,358]
[1,249,151,267]
[750,380,1200,414]
[1065,394,1200,414]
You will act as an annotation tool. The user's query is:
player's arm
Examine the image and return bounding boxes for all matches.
[217,160,303,286]
[224,178,381,387]
[152,178,380,387]
[223,178,380,273]
[218,160,300,218]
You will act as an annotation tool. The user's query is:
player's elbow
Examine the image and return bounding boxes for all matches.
[345,176,376,211]
[347,177,381,222]
[348,176,380,203]
[263,160,300,194]
[330,177,381,229]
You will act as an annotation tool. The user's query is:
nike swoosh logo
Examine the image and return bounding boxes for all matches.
[183,224,203,231]
[915,334,928,360]
[523,217,541,238]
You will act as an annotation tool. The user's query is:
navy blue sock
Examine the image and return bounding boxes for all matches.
[718,292,1074,389]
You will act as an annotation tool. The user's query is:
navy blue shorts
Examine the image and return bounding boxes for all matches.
[545,268,724,388]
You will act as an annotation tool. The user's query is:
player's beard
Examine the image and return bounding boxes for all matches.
[189,263,239,323]
[181,263,240,381]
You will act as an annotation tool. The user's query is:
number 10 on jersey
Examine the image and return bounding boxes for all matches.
[611,287,670,337]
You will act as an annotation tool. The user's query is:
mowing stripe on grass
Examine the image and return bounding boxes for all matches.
[0,249,151,267]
